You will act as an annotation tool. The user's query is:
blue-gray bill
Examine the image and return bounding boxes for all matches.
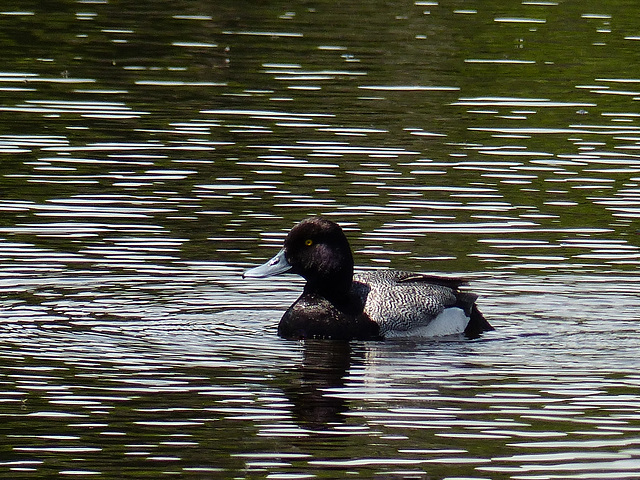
[243,249,292,278]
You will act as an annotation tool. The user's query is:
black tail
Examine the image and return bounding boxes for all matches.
[464,303,494,339]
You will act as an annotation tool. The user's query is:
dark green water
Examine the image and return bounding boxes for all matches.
[1,1,640,478]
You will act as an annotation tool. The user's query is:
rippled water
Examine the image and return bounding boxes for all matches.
[1,0,640,478]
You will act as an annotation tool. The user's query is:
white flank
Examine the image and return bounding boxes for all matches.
[383,307,469,338]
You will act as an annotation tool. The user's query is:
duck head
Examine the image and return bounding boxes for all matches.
[243,217,355,297]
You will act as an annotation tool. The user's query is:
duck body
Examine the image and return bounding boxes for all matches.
[244,217,493,341]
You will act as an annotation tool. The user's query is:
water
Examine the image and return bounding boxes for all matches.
[1,0,640,478]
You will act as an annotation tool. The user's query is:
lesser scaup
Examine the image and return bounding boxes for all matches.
[243,217,493,340]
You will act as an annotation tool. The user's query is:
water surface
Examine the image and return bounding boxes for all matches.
[1,0,640,478]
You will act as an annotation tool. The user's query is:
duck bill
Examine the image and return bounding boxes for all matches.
[243,249,292,278]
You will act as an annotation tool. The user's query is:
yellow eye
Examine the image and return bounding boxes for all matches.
[305,239,313,246]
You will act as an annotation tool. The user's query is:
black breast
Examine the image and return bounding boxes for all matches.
[277,293,381,341]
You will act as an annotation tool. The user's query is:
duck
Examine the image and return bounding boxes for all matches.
[243,217,493,340]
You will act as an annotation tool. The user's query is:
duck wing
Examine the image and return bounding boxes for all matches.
[355,270,468,292]
[353,270,487,336]
[393,271,469,290]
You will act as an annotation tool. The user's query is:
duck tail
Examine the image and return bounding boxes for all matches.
[464,303,494,338]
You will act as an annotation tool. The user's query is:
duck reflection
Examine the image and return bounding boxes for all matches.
[280,340,355,428]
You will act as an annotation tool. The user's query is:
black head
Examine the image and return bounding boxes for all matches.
[283,217,355,297]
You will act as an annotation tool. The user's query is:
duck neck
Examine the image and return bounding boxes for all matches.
[303,267,354,305]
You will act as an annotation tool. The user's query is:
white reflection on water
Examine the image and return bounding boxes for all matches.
[452,97,596,108]
[4,270,640,478]
[1,0,640,477]
[0,99,147,119]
